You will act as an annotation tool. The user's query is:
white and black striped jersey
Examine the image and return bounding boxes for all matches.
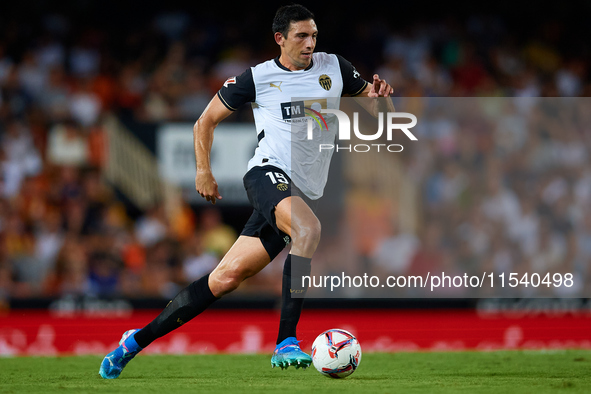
[217,52,367,199]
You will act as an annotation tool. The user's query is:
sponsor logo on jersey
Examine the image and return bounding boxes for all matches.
[223,77,236,88]
[277,183,289,192]
[281,101,305,119]
[281,99,328,129]
[270,81,283,91]
[319,74,332,91]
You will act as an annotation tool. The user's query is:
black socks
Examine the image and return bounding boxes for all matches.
[132,256,312,349]
[276,254,312,344]
[134,274,218,348]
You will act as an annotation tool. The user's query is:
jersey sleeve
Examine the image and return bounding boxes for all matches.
[217,68,256,110]
[336,55,368,97]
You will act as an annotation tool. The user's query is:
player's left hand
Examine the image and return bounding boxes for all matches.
[368,74,393,97]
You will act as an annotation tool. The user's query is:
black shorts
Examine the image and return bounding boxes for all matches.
[241,165,318,260]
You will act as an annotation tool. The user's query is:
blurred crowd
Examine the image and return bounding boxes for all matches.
[0,165,238,300]
[356,98,591,297]
[0,5,590,301]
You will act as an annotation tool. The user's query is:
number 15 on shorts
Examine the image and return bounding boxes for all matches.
[265,172,289,185]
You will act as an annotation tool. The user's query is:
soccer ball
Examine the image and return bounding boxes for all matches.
[311,329,362,378]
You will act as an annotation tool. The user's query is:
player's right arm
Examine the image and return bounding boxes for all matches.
[193,95,233,205]
[194,69,256,205]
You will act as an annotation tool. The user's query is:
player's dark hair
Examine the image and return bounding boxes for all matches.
[272,4,314,38]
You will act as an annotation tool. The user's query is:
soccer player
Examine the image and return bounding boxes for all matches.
[99,4,393,379]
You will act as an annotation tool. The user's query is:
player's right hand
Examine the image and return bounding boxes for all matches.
[195,170,222,205]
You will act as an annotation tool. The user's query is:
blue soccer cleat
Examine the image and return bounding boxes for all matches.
[99,329,142,379]
[271,337,312,370]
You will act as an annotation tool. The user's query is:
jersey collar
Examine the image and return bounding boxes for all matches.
[274,56,314,72]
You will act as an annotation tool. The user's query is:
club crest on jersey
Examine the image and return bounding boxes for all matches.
[223,77,236,88]
[319,74,332,91]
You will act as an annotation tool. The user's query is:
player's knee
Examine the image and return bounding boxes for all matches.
[212,274,241,295]
[210,266,253,296]
[293,219,321,250]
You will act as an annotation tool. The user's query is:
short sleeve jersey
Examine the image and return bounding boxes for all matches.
[217,52,367,200]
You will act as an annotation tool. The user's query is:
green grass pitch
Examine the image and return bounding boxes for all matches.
[1,351,590,393]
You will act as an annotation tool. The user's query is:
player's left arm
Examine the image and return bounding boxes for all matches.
[353,74,395,116]
[336,55,394,116]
